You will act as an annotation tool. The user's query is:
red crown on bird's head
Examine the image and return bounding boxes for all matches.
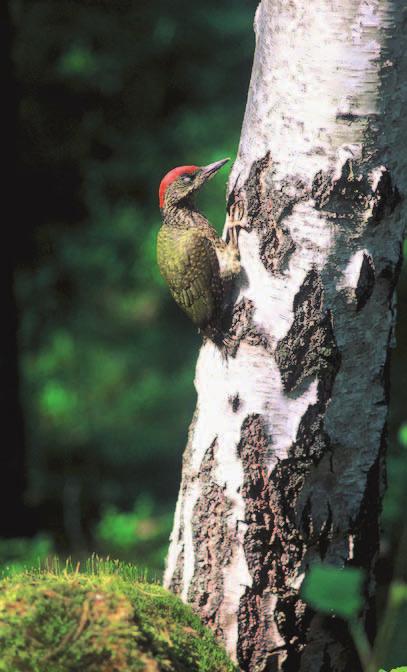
[159,165,198,208]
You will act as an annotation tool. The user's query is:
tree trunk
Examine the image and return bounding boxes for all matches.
[164,1,407,670]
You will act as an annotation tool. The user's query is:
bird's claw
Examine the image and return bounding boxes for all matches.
[230,199,246,224]
[225,199,247,246]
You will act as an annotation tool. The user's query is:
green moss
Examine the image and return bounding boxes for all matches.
[0,559,236,672]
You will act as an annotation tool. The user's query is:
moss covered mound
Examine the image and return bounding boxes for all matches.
[0,562,236,672]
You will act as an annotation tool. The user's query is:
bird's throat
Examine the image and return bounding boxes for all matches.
[163,200,200,229]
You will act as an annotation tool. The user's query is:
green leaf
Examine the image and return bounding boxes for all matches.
[389,581,407,606]
[302,565,364,619]
[389,667,407,671]
[399,423,407,447]
[58,45,97,76]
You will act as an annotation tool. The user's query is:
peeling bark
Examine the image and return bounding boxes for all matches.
[164,1,407,670]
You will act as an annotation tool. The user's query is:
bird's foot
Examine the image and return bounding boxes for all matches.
[225,199,248,247]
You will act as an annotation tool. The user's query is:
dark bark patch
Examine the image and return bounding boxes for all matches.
[299,617,360,672]
[168,549,184,593]
[318,501,333,560]
[237,414,280,671]
[231,152,299,275]
[259,225,296,276]
[288,347,339,550]
[312,160,371,215]
[275,269,341,393]
[321,646,332,672]
[379,240,403,302]
[355,253,375,311]
[229,393,241,412]
[188,439,234,637]
[237,415,274,588]
[350,446,384,641]
[276,594,310,663]
[229,297,273,355]
[237,414,310,670]
[370,167,402,223]
[237,591,263,671]
[311,160,401,226]
[289,400,332,464]
[290,422,334,561]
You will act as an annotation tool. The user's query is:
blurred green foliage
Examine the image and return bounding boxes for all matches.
[95,496,173,573]
[10,0,257,550]
[0,535,53,577]
[302,564,364,620]
[382,424,407,530]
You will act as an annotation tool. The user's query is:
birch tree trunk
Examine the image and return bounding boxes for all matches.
[164,1,407,670]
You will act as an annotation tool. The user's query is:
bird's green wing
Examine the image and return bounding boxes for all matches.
[157,227,223,328]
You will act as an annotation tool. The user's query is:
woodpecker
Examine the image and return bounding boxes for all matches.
[157,158,244,346]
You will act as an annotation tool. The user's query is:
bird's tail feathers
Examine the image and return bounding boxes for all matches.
[201,324,235,356]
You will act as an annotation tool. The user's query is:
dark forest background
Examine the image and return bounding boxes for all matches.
[2,0,406,592]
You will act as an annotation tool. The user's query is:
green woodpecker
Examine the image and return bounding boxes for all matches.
[157,158,244,346]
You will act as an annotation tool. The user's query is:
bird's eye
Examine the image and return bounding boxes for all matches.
[182,175,192,183]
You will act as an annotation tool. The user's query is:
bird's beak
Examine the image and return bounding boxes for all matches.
[200,157,230,181]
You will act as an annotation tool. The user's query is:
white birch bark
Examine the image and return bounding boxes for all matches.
[164,1,407,670]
